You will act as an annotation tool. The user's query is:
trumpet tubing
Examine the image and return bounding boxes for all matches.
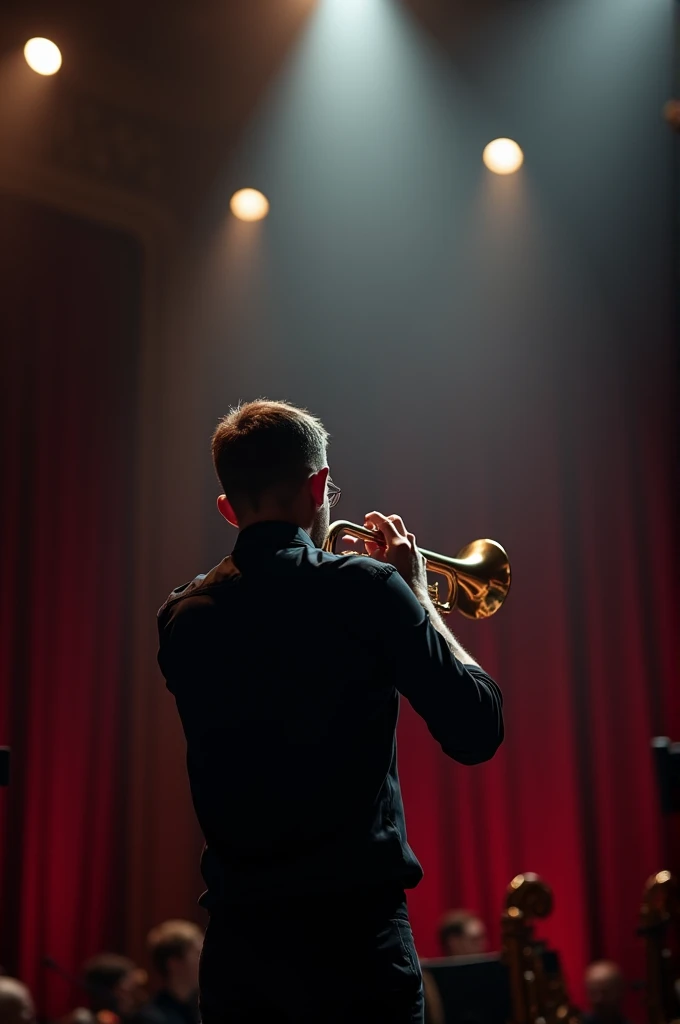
[323,521,511,619]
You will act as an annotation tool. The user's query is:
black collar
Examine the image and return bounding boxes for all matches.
[232,521,316,557]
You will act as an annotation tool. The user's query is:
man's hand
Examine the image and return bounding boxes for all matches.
[363,511,429,597]
[363,511,479,668]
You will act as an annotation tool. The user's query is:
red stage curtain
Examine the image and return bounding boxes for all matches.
[397,286,678,1013]
[0,194,141,1016]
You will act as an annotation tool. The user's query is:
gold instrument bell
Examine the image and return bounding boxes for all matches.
[323,521,511,620]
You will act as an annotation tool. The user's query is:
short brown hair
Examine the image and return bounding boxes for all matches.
[211,400,329,514]
[146,920,203,979]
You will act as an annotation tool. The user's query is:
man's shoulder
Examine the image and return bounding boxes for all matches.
[158,551,402,628]
[329,554,428,625]
[321,551,399,585]
[157,556,241,621]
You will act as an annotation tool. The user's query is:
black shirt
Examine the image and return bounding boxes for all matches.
[157,522,503,908]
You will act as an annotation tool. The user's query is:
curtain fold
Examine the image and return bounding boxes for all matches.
[0,194,141,1016]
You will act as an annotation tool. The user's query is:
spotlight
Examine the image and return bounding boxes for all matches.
[230,189,270,222]
[24,37,62,76]
[483,139,524,176]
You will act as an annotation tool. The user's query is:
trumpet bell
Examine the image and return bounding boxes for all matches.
[443,538,511,620]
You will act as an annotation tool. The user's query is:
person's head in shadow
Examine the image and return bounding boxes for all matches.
[0,978,35,1024]
[146,920,203,1005]
[584,961,627,1024]
[439,910,488,958]
[82,955,144,1019]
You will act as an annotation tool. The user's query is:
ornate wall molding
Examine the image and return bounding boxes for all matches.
[48,92,167,197]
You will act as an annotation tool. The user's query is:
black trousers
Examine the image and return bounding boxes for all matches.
[199,886,424,1024]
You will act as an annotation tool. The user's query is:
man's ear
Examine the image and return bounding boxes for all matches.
[309,466,329,508]
[217,494,239,527]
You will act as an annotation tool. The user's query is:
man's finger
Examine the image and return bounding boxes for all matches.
[386,515,407,537]
[364,511,401,540]
[362,520,384,557]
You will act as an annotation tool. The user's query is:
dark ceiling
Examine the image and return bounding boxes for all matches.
[0,0,505,133]
[0,0,510,219]
[0,1,313,132]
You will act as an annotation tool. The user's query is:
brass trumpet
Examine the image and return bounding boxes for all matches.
[323,521,511,620]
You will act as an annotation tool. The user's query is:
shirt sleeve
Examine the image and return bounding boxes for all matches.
[157,594,219,695]
[375,566,504,765]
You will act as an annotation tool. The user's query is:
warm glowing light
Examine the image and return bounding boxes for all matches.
[230,189,270,222]
[483,138,524,176]
[24,38,62,76]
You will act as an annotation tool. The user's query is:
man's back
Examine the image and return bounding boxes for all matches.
[158,521,503,908]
